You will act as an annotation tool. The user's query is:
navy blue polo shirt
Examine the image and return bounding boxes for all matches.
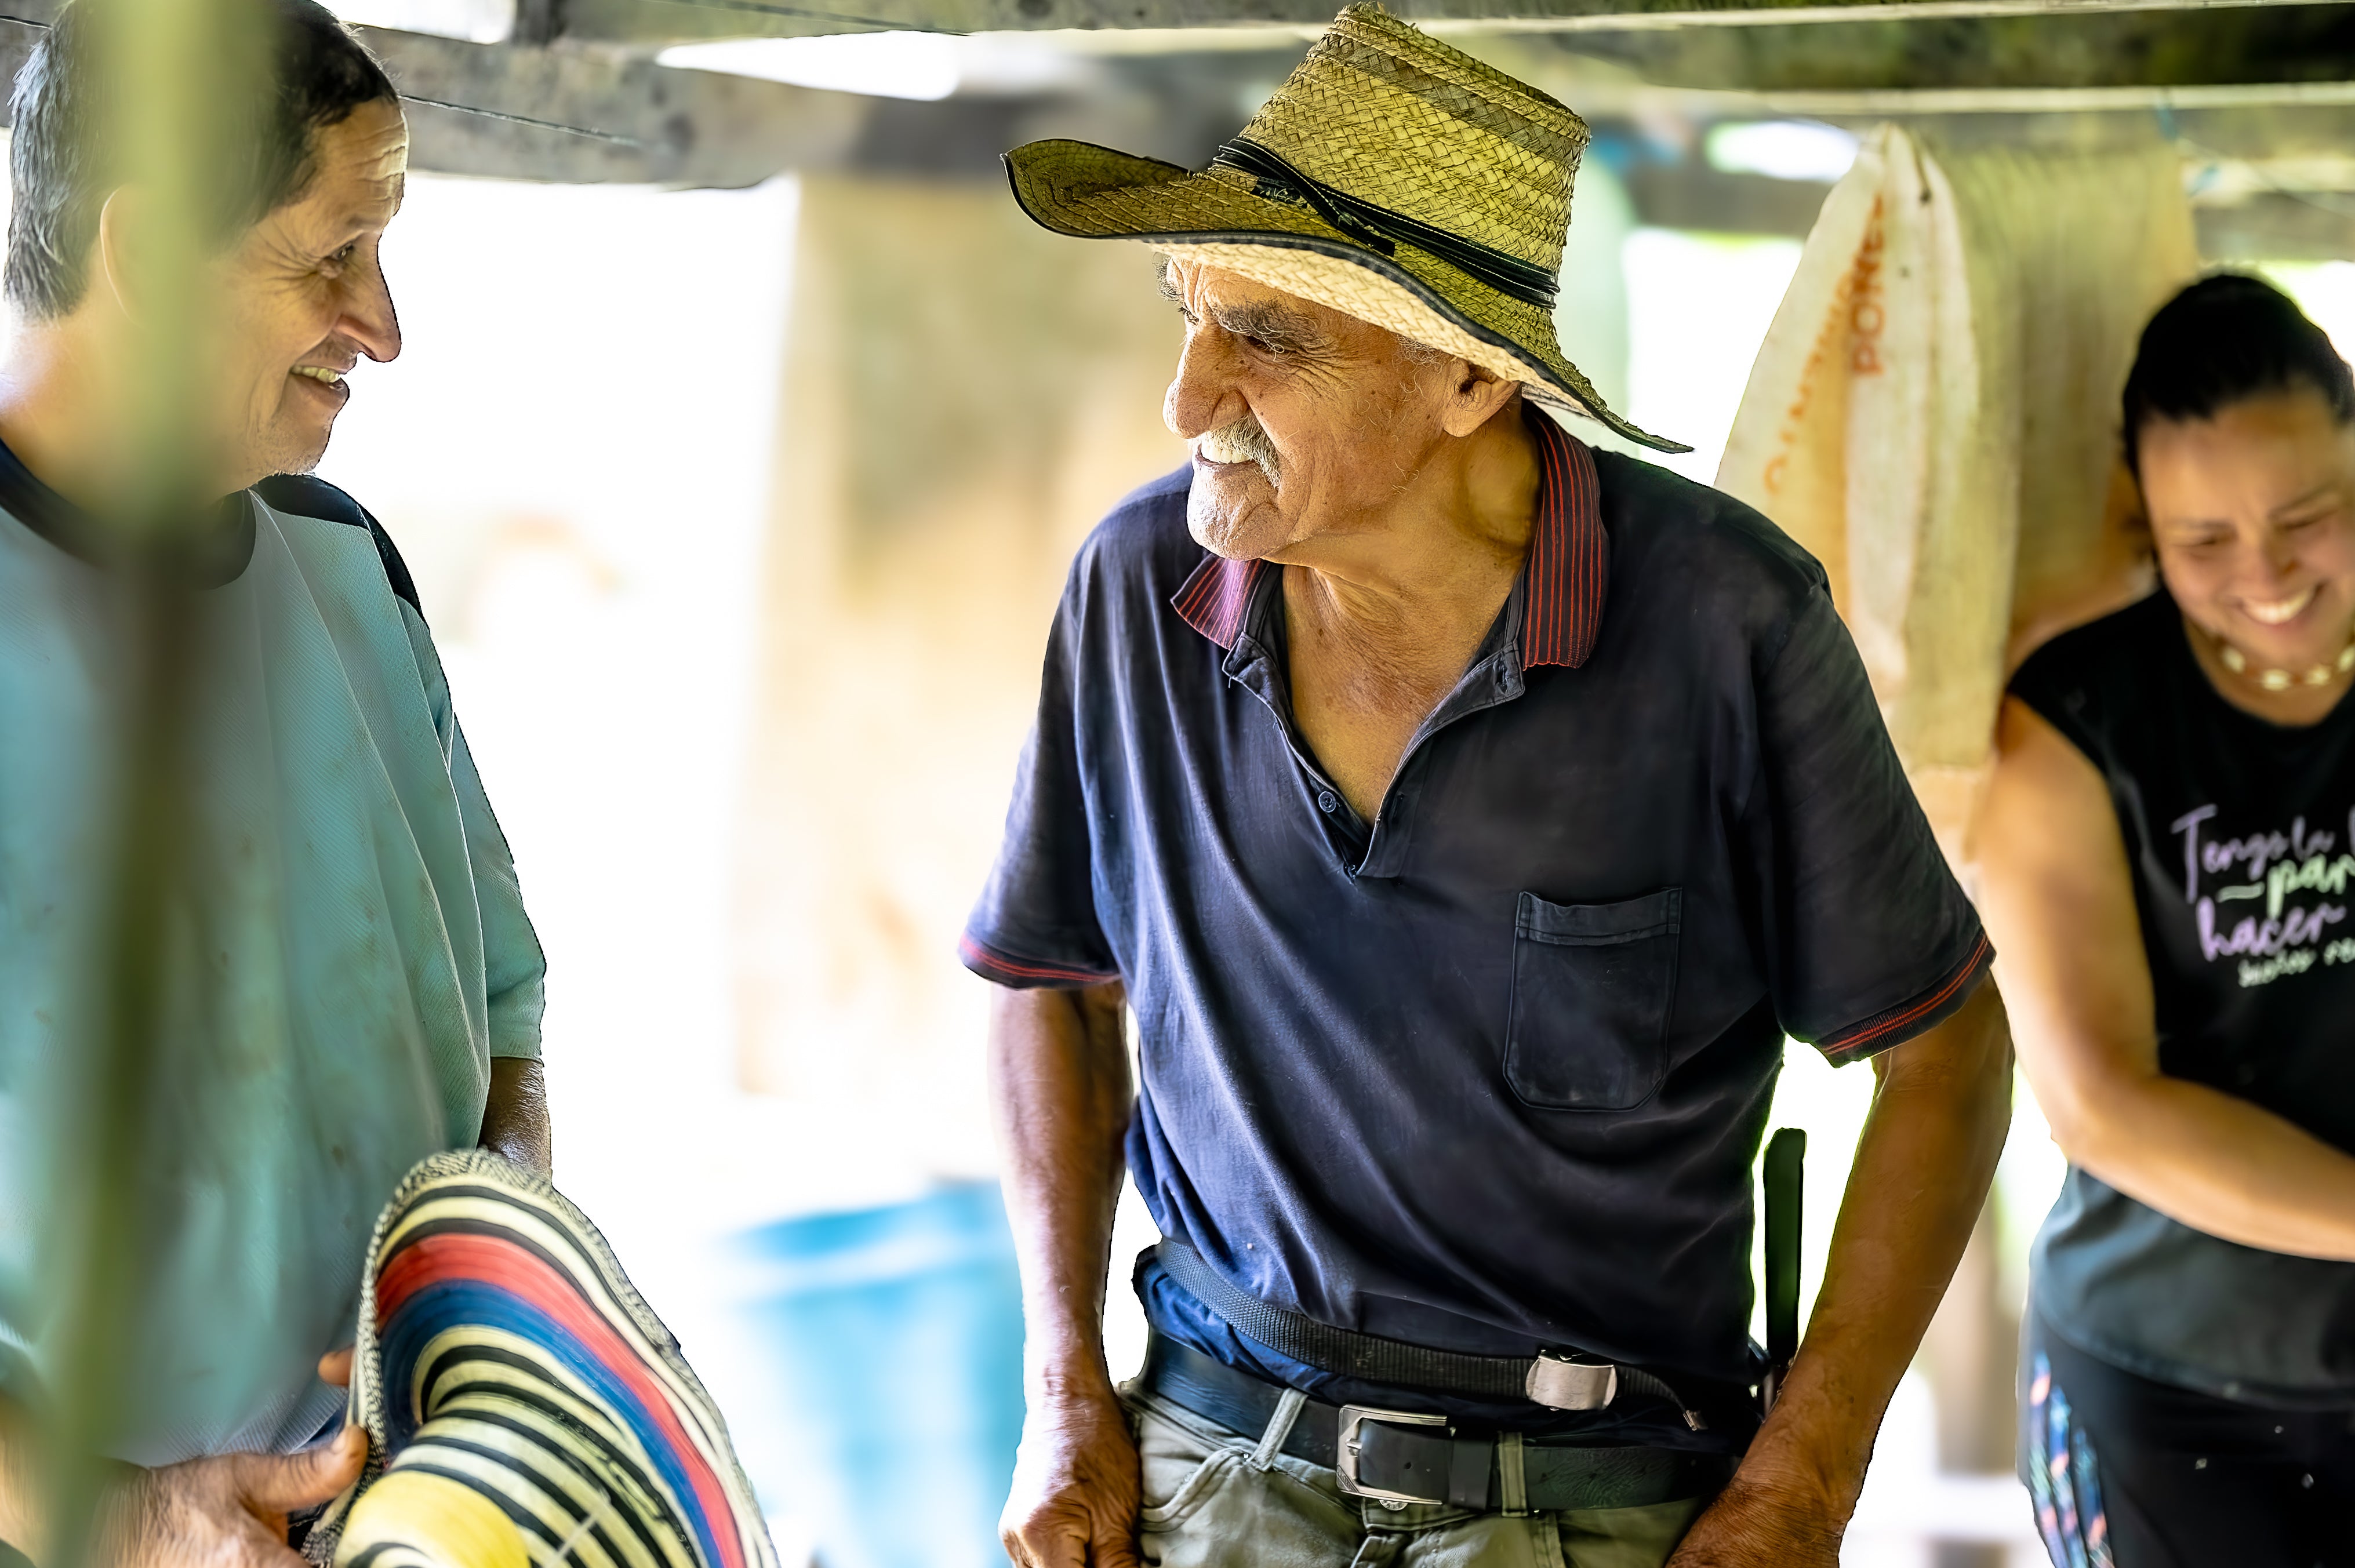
[963,410,1990,1450]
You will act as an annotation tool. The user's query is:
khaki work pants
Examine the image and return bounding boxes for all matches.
[1123,1387,1710,1568]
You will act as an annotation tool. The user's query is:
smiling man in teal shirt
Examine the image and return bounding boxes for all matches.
[0,5,547,1560]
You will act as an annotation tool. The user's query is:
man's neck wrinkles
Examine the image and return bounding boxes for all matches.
[1278,459,1533,624]
[1287,561,1480,715]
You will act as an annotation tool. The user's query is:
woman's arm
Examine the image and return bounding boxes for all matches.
[1976,695,2355,1259]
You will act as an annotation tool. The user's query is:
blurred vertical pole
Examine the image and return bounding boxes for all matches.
[1922,1195,2019,1568]
[40,0,260,1560]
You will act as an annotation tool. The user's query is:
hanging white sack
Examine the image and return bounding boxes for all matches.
[1717,125,2197,861]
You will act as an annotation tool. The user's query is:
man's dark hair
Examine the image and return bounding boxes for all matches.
[2123,272,2355,478]
[4,0,396,320]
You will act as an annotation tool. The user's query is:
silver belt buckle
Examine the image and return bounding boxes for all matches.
[1525,1351,1618,1411]
[1334,1405,1451,1506]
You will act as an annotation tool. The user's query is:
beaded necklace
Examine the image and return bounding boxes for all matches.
[2212,626,2355,692]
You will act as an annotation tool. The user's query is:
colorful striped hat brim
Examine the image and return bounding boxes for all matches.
[304,1151,776,1568]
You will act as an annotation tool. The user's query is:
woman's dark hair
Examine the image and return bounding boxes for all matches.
[3,0,397,321]
[2122,272,2355,478]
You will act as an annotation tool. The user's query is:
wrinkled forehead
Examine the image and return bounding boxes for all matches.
[259,97,410,244]
[1158,253,1383,343]
[330,98,411,207]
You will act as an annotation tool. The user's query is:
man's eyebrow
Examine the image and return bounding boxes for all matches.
[1210,298,1322,352]
[1157,262,1183,306]
[2270,481,2341,518]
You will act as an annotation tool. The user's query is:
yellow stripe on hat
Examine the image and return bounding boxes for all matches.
[340,1470,529,1568]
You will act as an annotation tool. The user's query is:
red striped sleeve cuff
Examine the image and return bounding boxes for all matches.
[1814,932,1996,1066]
[958,932,1120,989]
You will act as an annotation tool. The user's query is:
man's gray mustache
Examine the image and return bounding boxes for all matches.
[1198,414,1282,487]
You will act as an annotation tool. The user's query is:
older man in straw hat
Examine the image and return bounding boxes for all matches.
[964,8,2013,1564]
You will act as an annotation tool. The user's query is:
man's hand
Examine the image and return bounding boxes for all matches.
[1000,1389,1140,1568]
[99,1428,364,1568]
[987,980,1137,1567]
[1662,1472,1840,1568]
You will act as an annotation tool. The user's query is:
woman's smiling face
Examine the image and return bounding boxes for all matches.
[2142,385,2355,678]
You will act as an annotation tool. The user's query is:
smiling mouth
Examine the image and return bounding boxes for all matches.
[292,365,346,387]
[2242,585,2319,626]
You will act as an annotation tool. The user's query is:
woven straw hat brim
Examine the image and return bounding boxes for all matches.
[1006,139,1688,455]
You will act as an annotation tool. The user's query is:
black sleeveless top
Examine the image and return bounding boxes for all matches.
[2012,589,2355,1403]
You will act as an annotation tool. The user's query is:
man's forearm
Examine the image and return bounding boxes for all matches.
[988,981,1132,1402]
[1739,982,2013,1523]
[479,1057,551,1174]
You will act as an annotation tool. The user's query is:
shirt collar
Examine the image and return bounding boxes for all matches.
[1168,407,1609,669]
[0,435,255,588]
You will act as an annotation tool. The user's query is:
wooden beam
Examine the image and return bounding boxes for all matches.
[0,13,877,185]
[355,27,874,182]
[1547,6,2355,94]
[1749,78,2355,108]
[552,0,2347,47]
[1620,155,2355,261]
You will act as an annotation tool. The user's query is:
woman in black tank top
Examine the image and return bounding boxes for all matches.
[1979,275,2355,1565]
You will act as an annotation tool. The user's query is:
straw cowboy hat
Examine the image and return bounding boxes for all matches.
[303,1150,776,1568]
[1004,3,1685,454]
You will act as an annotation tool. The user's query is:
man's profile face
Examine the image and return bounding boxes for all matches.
[1159,258,1458,562]
[211,97,407,490]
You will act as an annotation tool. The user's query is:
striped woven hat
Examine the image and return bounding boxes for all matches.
[304,1151,776,1568]
[1004,3,1684,454]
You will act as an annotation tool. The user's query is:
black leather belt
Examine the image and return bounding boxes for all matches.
[1139,1336,1736,1514]
[1154,1239,1688,1415]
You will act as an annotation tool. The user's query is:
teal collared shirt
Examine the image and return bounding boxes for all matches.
[0,453,544,1463]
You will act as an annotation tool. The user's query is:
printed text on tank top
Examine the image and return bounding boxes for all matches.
[2173,805,2355,986]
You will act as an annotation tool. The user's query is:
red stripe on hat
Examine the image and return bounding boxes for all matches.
[376,1232,746,1568]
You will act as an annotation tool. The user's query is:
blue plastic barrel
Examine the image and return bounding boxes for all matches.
[722,1181,1026,1568]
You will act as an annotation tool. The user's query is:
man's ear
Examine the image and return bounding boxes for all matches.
[1440,359,1521,438]
[93,186,141,317]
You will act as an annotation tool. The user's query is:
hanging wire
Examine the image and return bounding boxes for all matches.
[394,93,644,145]
[2175,144,2355,220]
[2156,103,2355,224]
[642,0,964,34]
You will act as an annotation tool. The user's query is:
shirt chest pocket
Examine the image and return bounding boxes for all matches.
[1504,889,1682,1111]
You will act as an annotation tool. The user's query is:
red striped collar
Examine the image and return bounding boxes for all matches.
[1168,409,1608,669]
